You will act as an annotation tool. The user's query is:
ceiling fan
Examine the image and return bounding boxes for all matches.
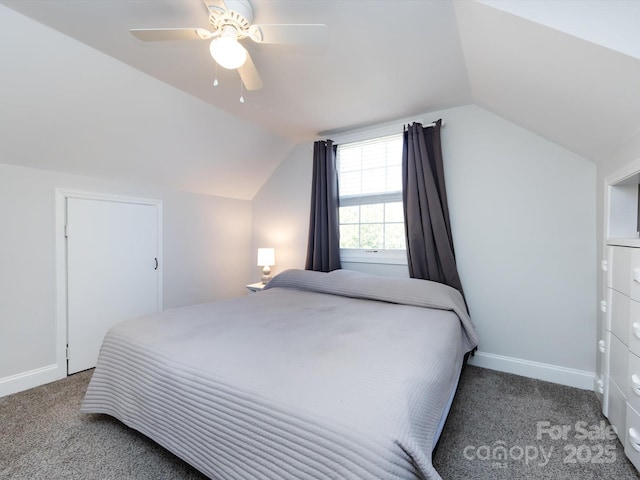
[130,0,327,91]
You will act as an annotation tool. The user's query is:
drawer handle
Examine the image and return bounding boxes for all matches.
[633,374,640,396]
[598,339,606,353]
[633,322,640,340]
[634,268,640,283]
[630,428,640,452]
[600,300,607,312]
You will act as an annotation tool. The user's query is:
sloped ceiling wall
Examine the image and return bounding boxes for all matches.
[0,4,294,200]
[1,1,640,199]
[456,1,640,162]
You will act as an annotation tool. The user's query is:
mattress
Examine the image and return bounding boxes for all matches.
[82,269,478,480]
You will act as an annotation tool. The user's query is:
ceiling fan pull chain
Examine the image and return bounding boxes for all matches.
[239,79,245,103]
[213,61,219,87]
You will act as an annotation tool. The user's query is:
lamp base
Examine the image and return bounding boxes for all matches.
[261,265,272,284]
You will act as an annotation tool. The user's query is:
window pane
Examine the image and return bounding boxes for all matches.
[361,167,386,194]
[385,202,404,222]
[340,224,359,248]
[386,138,403,165]
[386,165,402,192]
[338,147,361,172]
[360,223,384,249]
[361,204,383,223]
[339,205,359,224]
[385,223,406,250]
[362,143,386,168]
[340,171,361,196]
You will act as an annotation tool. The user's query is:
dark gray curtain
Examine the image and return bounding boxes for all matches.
[305,140,341,272]
[402,120,464,296]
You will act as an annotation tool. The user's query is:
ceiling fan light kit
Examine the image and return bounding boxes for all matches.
[209,26,247,69]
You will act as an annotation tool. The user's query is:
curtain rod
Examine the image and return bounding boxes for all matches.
[414,120,445,128]
[324,119,445,145]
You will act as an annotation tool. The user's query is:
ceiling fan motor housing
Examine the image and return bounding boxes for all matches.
[208,0,254,36]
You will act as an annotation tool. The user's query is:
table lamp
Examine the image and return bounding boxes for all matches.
[257,248,275,284]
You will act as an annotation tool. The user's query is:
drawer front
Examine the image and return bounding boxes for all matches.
[630,300,640,357]
[612,247,632,296]
[611,333,629,390]
[607,374,627,441]
[625,403,640,471]
[611,289,630,345]
[631,249,640,302]
[628,352,640,413]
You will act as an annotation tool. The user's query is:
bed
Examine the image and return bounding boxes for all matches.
[81,268,478,480]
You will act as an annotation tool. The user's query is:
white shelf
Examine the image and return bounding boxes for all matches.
[607,238,640,248]
[607,162,640,241]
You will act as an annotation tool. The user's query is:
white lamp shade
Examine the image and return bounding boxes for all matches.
[257,248,275,267]
[209,35,247,70]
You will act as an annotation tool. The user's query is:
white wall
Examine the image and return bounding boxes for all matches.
[0,163,252,396]
[252,143,314,279]
[253,104,597,389]
[444,105,596,389]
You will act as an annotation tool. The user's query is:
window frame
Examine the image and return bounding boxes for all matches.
[333,122,418,266]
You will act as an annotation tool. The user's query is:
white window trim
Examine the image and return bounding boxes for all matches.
[335,124,411,266]
[339,191,402,207]
[340,248,407,265]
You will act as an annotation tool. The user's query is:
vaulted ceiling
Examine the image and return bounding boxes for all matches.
[1,0,639,198]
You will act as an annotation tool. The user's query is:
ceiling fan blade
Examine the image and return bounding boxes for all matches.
[238,52,263,91]
[250,24,327,46]
[130,28,212,42]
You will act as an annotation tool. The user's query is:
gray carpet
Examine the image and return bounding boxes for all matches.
[433,366,640,479]
[1,365,638,479]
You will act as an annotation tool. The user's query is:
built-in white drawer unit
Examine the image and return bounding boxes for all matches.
[603,245,640,471]
[603,146,640,474]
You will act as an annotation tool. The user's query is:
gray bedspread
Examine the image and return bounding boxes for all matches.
[82,269,478,480]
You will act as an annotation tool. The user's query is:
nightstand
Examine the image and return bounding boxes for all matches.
[246,282,266,293]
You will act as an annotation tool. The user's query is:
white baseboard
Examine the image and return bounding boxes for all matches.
[0,364,63,398]
[468,351,595,390]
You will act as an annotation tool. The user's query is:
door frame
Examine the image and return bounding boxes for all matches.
[55,189,163,377]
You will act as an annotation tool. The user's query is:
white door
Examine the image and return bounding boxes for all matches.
[66,197,160,374]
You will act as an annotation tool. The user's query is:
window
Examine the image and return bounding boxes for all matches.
[337,133,406,263]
